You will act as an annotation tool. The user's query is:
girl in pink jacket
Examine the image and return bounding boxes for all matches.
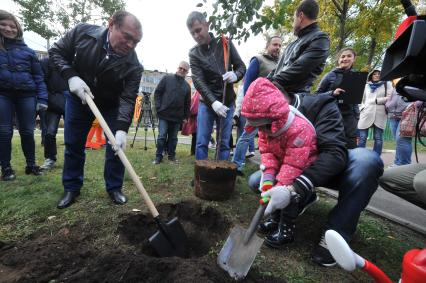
[241,78,318,195]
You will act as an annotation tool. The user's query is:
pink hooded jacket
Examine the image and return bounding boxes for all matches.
[241,78,318,186]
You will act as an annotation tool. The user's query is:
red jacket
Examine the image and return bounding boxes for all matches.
[241,78,318,185]
[181,91,200,135]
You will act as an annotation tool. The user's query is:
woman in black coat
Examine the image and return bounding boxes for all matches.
[316,47,359,149]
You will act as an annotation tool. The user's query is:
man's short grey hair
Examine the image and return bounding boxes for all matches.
[186,11,207,29]
[179,61,189,69]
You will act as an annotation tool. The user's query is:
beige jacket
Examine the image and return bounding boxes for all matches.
[358,81,393,130]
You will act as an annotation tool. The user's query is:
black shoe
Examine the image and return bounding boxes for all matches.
[298,192,319,216]
[153,157,162,165]
[264,220,295,248]
[168,156,179,163]
[57,191,80,209]
[25,165,43,176]
[1,167,16,181]
[108,191,127,205]
[258,210,280,234]
[311,236,337,267]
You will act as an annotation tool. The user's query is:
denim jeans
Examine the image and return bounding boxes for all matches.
[44,110,62,161]
[156,118,180,160]
[389,118,412,165]
[358,126,384,155]
[62,92,124,192]
[38,110,47,145]
[236,115,255,150]
[232,128,258,171]
[196,102,234,160]
[0,95,37,168]
[247,148,383,241]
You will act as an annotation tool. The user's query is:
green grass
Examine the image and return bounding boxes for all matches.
[1,132,425,282]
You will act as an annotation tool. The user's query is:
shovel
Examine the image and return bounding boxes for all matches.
[217,203,266,280]
[84,92,187,257]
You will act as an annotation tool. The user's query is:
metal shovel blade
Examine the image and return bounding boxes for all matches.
[217,225,264,280]
[149,217,188,257]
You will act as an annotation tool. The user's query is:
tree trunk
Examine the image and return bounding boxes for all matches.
[337,0,349,51]
[367,37,377,67]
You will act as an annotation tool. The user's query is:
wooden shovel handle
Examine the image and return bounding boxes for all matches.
[85,92,160,218]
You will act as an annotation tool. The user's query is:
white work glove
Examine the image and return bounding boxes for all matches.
[68,76,93,104]
[114,130,127,151]
[211,101,229,118]
[222,71,238,83]
[261,185,292,216]
[36,102,48,112]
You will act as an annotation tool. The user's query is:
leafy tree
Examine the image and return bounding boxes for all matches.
[14,0,125,48]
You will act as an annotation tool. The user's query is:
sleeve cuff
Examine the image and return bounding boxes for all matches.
[62,68,79,81]
[116,121,130,133]
[294,175,314,192]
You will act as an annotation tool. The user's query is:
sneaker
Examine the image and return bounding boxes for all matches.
[40,158,56,170]
[236,170,244,177]
[298,192,319,216]
[1,167,16,181]
[387,164,398,169]
[25,165,43,176]
[246,151,255,158]
[311,235,336,267]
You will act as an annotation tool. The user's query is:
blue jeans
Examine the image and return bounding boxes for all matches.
[389,118,412,165]
[156,118,180,160]
[232,128,258,171]
[236,115,255,151]
[358,126,384,155]
[44,110,62,161]
[247,148,383,241]
[196,102,234,160]
[62,92,124,193]
[0,95,37,168]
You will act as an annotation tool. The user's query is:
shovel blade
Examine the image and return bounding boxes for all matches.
[217,226,264,280]
[149,217,188,257]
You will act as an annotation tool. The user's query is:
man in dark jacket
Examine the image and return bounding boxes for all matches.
[249,0,384,267]
[39,57,68,171]
[186,11,246,160]
[49,11,143,209]
[153,61,191,164]
[269,1,329,95]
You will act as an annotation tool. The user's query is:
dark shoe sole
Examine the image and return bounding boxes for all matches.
[311,258,337,267]
[264,238,295,249]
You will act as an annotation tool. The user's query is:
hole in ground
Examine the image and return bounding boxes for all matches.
[117,200,231,258]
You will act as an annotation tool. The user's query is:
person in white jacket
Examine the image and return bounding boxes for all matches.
[358,69,392,155]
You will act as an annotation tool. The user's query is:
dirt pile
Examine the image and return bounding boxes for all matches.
[0,201,286,283]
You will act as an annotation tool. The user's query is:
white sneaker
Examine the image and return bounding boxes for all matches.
[246,151,255,158]
[40,158,55,170]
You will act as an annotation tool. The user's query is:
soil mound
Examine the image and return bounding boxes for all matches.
[0,201,286,283]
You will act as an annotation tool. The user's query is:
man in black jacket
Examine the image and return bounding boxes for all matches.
[153,61,191,164]
[49,11,143,209]
[39,57,67,171]
[186,11,246,160]
[249,0,384,267]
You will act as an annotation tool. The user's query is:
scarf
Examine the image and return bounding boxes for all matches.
[368,81,384,93]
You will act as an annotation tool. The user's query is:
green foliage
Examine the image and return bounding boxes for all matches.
[205,0,264,42]
[13,0,125,42]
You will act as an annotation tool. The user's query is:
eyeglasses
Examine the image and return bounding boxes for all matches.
[178,67,189,72]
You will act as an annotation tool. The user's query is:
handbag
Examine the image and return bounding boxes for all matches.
[399,102,426,137]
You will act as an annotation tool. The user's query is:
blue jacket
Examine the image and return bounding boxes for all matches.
[0,38,48,104]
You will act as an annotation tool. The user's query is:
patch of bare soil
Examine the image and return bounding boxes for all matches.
[0,201,286,283]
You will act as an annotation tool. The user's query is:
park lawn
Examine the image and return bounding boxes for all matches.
[0,134,425,282]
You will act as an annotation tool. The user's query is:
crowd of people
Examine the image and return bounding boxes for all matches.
[1,0,425,270]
